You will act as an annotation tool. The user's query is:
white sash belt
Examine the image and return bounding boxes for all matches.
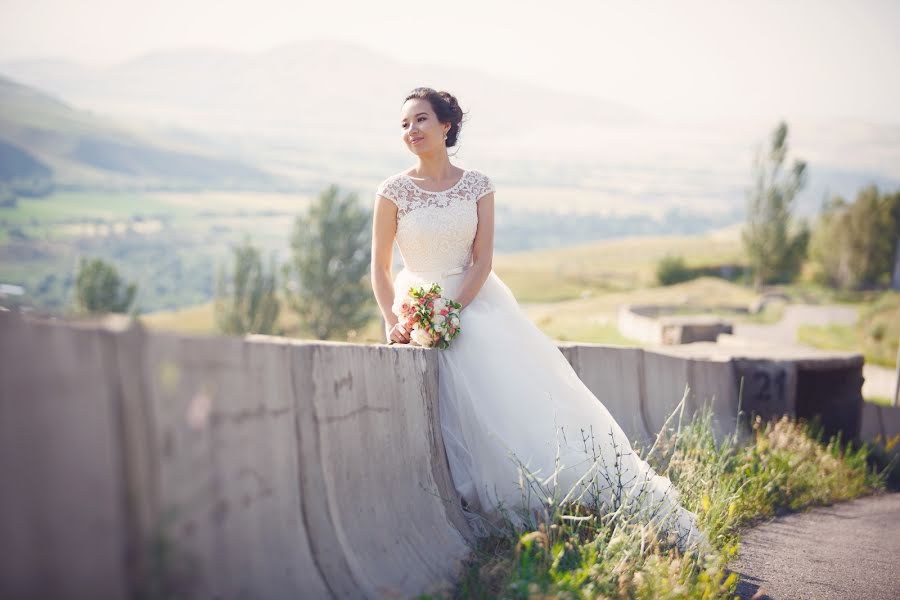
[402,264,471,279]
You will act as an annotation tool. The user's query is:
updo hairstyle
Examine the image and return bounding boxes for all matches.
[403,87,467,147]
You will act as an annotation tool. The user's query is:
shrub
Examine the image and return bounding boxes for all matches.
[656,254,692,285]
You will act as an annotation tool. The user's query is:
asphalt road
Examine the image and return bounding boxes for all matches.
[727,492,900,599]
[734,303,859,344]
[733,303,897,400]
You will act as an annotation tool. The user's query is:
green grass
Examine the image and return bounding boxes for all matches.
[430,396,889,600]
[141,295,305,338]
[493,233,744,303]
[0,191,173,225]
[798,323,860,351]
[797,290,900,368]
[140,293,385,343]
[138,275,763,347]
[0,192,309,230]
[520,276,758,345]
[536,318,639,345]
[866,396,897,407]
[0,189,317,313]
[139,301,219,335]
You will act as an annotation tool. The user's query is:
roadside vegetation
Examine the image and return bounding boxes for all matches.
[797,290,900,368]
[434,394,892,600]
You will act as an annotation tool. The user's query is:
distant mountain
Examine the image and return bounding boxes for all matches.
[0,138,50,180]
[1,41,898,214]
[0,40,647,143]
[0,75,285,190]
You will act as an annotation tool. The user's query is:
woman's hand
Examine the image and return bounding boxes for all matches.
[388,322,411,344]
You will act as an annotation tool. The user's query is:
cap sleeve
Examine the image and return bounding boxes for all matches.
[474,171,495,201]
[375,177,397,206]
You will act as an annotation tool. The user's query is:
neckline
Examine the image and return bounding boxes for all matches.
[401,169,468,194]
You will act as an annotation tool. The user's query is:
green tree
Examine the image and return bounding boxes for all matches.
[283,184,372,340]
[214,237,281,335]
[741,121,810,290]
[73,256,137,315]
[656,254,692,286]
[809,185,900,290]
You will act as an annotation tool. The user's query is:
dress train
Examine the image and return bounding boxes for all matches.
[387,264,711,554]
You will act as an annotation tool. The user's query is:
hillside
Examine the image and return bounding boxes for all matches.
[492,228,744,302]
[0,138,51,181]
[0,75,283,190]
[0,42,646,141]
[3,42,899,218]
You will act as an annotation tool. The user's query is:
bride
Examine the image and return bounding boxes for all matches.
[370,87,710,554]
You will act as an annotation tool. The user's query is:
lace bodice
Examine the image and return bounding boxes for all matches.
[375,169,495,271]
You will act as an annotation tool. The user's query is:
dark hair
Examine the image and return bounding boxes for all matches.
[403,87,466,148]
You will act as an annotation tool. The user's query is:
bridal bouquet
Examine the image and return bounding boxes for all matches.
[393,283,462,348]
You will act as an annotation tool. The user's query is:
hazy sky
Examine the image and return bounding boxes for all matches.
[1,0,898,123]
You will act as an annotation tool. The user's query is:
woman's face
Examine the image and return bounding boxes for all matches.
[400,98,449,155]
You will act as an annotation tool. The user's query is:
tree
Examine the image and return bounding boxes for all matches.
[741,121,810,290]
[283,184,372,340]
[73,256,137,315]
[213,237,281,335]
[656,254,691,286]
[809,185,900,290]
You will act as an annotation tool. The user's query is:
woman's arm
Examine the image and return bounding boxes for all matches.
[453,192,495,311]
[371,195,400,327]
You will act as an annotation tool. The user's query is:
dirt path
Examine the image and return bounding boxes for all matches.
[728,492,900,599]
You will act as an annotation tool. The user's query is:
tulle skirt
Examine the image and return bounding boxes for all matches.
[387,265,709,551]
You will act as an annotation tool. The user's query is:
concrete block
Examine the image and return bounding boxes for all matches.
[558,343,652,446]
[861,402,900,442]
[290,341,471,599]
[641,350,692,435]
[139,332,331,599]
[0,313,129,600]
[687,358,744,444]
[642,347,746,445]
[732,359,796,426]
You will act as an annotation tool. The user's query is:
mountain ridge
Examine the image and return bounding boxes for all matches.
[0,75,286,190]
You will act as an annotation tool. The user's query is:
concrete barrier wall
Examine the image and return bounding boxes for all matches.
[558,343,653,445]
[559,342,754,448]
[136,332,334,598]
[0,311,864,597]
[861,401,900,442]
[0,313,130,599]
[637,349,744,444]
[285,340,471,599]
[0,313,471,599]
[561,341,860,447]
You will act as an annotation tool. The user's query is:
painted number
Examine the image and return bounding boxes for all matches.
[751,369,786,407]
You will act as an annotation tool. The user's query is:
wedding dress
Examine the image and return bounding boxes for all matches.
[376,169,710,553]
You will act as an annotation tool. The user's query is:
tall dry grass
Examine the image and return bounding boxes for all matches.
[438,387,890,599]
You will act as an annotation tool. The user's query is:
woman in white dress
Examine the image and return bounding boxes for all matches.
[370,87,710,553]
